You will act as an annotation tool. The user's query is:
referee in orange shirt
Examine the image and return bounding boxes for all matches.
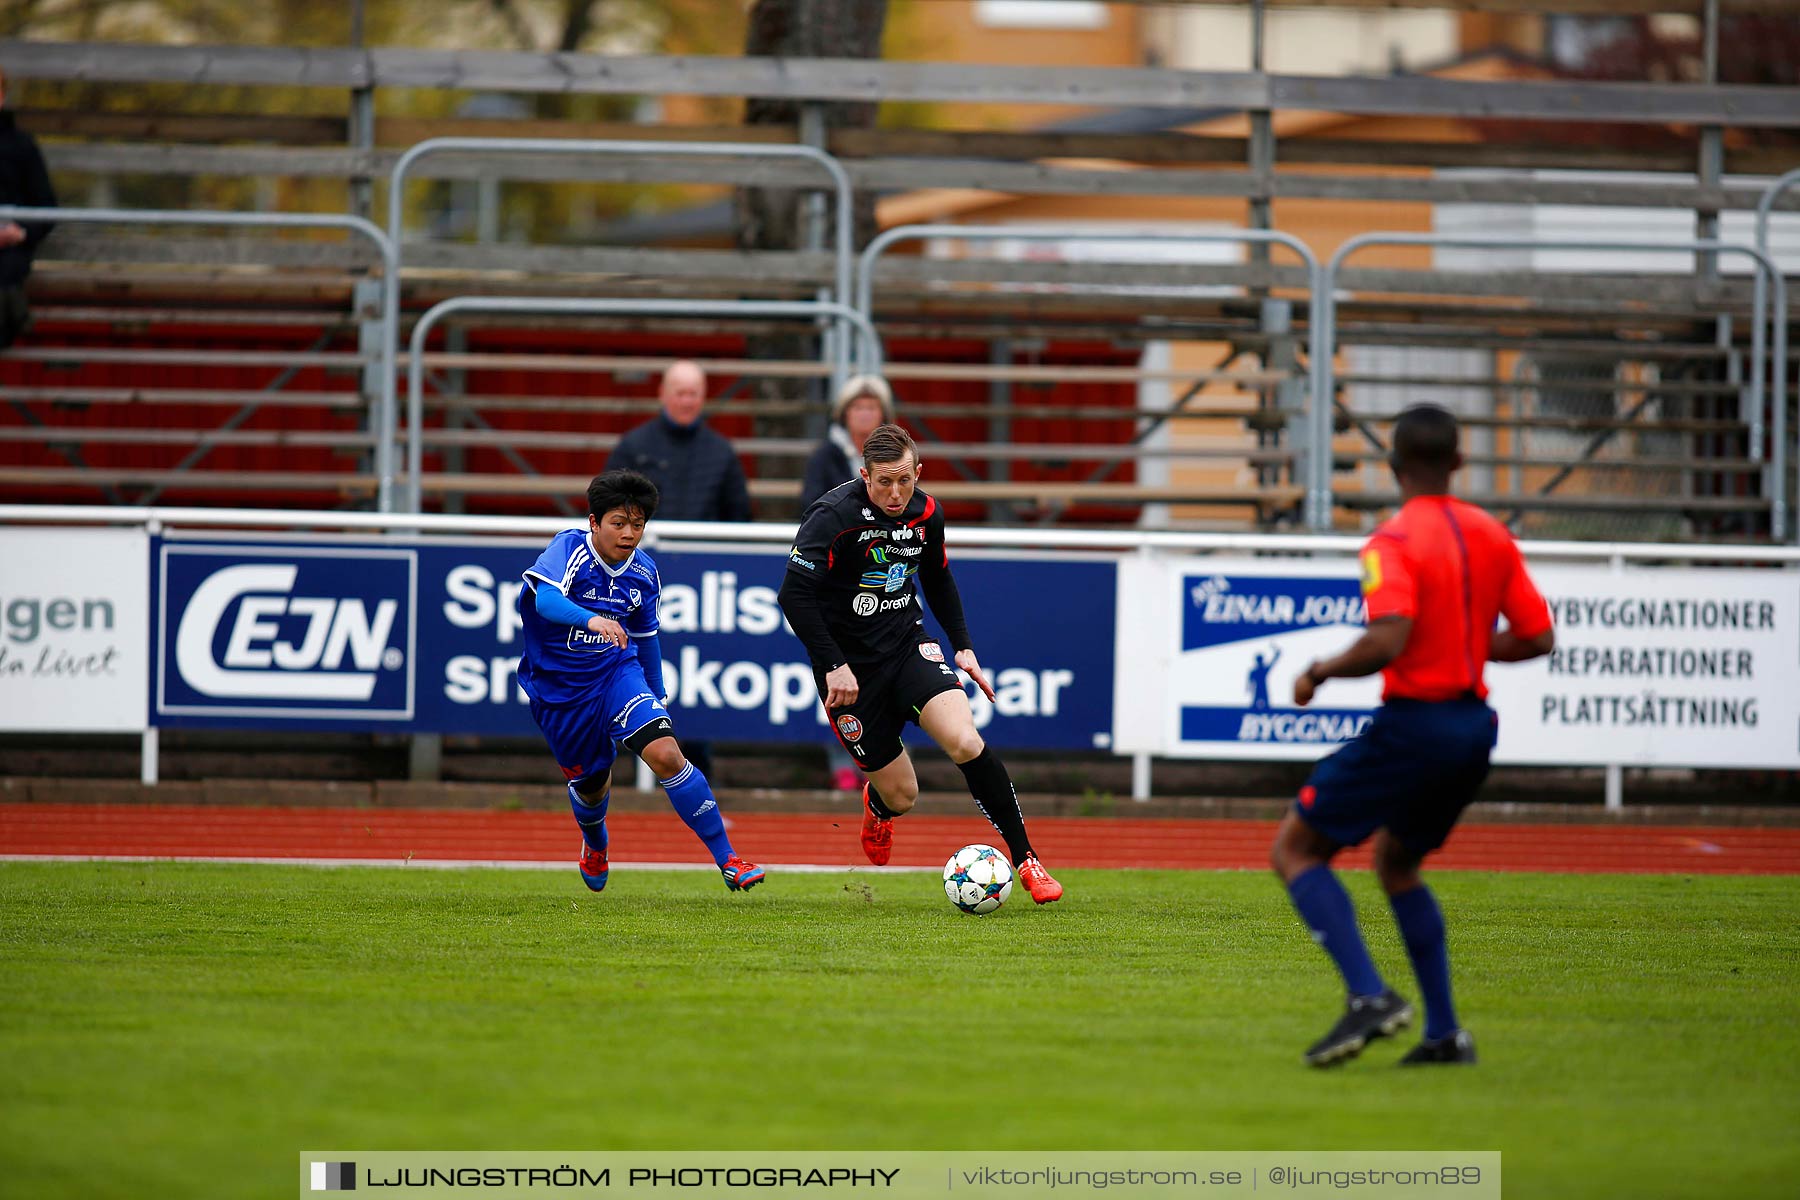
[1272,404,1555,1068]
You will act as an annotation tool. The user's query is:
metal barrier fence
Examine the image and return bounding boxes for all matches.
[6,158,1796,541]
[1317,232,1789,539]
[0,202,398,504]
[404,295,883,512]
[856,222,1324,524]
[385,136,859,441]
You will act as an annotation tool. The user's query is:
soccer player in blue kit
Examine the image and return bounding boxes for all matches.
[517,470,765,894]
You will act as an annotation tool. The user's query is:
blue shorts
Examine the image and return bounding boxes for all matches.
[527,662,674,792]
[1296,696,1499,855]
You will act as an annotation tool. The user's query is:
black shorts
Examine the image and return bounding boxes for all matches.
[816,639,964,772]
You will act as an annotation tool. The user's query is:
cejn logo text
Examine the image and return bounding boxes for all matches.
[159,546,416,718]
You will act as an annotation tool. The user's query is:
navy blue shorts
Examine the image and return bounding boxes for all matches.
[527,662,673,792]
[1295,696,1499,855]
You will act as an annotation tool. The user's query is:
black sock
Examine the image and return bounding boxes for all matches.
[865,781,900,820]
[956,747,1033,865]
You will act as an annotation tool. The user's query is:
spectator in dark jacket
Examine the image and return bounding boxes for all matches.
[799,374,896,508]
[606,359,752,522]
[0,67,57,349]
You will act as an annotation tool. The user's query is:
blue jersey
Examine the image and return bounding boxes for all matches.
[517,529,661,706]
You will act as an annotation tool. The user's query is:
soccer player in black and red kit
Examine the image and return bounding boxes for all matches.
[777,423,1064,903]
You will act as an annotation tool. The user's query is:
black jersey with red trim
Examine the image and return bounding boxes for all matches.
[780,479,970,668]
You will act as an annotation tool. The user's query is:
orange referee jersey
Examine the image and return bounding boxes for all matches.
[1359,495,1553,702]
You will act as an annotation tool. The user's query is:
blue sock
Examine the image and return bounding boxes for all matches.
[1390,884,1458,1040]
[660,762,734,866]
[568,784,609,854]
[1286,864,1385,998]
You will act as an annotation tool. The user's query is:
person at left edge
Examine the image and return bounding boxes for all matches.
[517,470,765,894]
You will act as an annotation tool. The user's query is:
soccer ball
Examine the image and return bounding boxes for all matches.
[942,844,1014,915]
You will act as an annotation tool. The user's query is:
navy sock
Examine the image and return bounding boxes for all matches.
[568,785,609,855]
[1286,864,1385,998]
[660,762,734,866]
[1390,884,1458,1040]
[865,781,900,820]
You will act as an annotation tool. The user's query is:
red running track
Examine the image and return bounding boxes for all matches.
[4,804,1799,875]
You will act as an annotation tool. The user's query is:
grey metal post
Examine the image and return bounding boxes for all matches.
[1263,298,1304,512]
[1247,0,1273,274]
[1696,0,1722,283]
[347,0,375,221]
[797,104,843,400]
[0,205,400,512]
[855,223,1326,521]
[1754,167,1800,542]
[405,296,883,512]
[1321,233,1785,538]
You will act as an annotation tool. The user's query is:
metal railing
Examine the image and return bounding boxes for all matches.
[1755,168,1800,546]
[385,137,858,458]
[856,223,1323,526]
[0,203,398,506]
[404,295,882,512]
[1320,232,1788,537]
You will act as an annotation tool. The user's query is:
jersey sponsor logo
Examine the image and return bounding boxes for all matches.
[860,562,916,592]
[919,642,945,663]
[566,625,626,653]
[158,545,416,719]
[879,595,912,613]
[787,549,818,572]
[852,593,879,617]
[836,713,863,742]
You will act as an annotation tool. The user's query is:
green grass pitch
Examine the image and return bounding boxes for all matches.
[2,862,1797,1198]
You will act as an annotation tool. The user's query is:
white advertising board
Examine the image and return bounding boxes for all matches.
[1490,566,1799,769]
[0,527,150,733]
[1113,556,1799,770]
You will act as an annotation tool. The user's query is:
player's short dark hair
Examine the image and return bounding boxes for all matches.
[861,423,917,472]
[587,469,659,522]
[1390,404,1460,474]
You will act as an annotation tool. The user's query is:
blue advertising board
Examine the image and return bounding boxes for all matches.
[152,533,1115,751]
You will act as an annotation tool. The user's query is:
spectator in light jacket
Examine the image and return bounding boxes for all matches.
[799,374,896,509]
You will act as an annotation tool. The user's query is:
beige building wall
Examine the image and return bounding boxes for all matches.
[1146,4,1459,75]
